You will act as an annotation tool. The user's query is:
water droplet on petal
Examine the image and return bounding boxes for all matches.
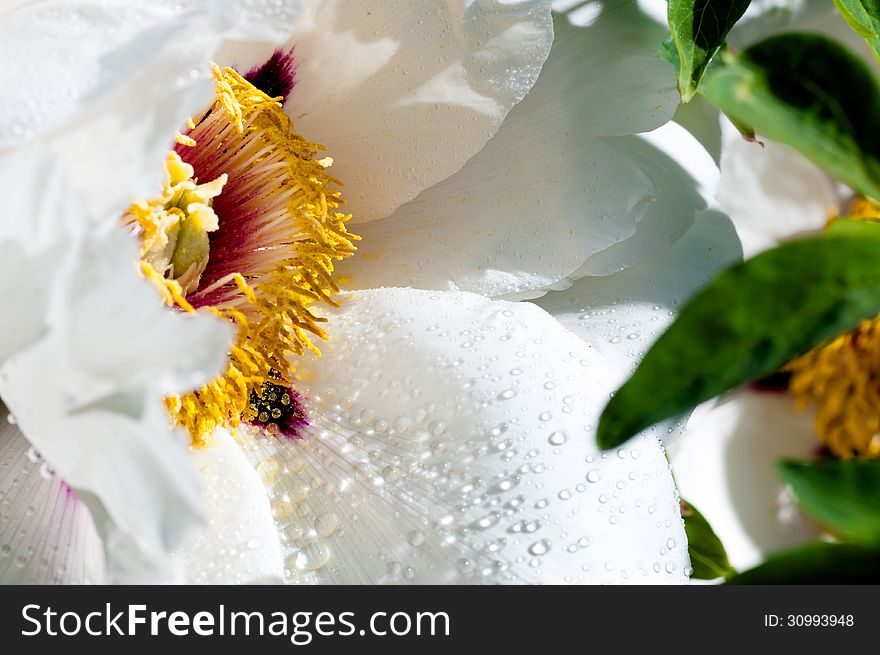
[548,431,567,446]
[314,512,338,538]
[407,529,425,547]
[528,539,551,556]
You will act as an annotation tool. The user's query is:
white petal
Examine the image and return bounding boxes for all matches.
[717,118,843,258]
[0,0,300,218]
[225,289,687,584]
[0,405,105,584]
[668,391,823,572]
[729,1,853,50]
[0,240,54,362]
[173,429,284,584]
[0,285,229,583]
[671,95,723,166]
[266,0,554,223]
[535,211,742,395]
[0,363,204,583]
[63,232,234,397]
[573,121,722,278]
[340,6,699,297]
[638,0,833,46]
[0,150,233,583]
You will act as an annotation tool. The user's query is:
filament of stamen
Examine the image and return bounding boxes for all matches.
[129,65,358,445]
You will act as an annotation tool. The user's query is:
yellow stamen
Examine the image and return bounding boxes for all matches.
[786,197,880,458]
[847,197,880,221]
[128,65,359,446]
[787,318,880,458]
[124,151,226,296]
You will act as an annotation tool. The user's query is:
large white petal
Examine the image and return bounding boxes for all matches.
[339,5,697,297]
[0,148,233,583]
[668,391,823,572]
[258,0,554,223]
[572,121,722,278]
[188,289,688,584]
[671,95,723,165]
[0,404,105,584]
[534,211,742,398]
[173,429,284,584]
[0,0,301,219]
[0,241,56,362]
[0,241,232,582]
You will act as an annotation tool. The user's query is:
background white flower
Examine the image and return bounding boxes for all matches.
[658,0,880,571]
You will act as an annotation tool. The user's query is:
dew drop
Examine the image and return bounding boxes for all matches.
[407,529,426,547]
[528,539,551,557]
[314,512,338,538]
[471,513,501,530]
[291,541,331,571]
[548,431,567,446]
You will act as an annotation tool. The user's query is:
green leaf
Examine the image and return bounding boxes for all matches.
[702,32,880,199]
[681,500,736,580]
[668,0,752,102]
[834,0,880,63]
[661,32,755,138]
[597,220,880,450]
[778,459,880,542]
[727,542,880,583]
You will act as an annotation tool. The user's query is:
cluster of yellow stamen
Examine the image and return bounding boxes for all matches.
[785,198,880,458]
[126,65,358,446]
[125,151,226,295]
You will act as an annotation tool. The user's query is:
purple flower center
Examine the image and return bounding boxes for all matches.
[244,48,297,101]
[247,379,309,439]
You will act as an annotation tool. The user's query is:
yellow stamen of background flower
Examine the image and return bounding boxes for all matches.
[846,197,880,221]
[787,319,880,458]
[128,65,358,446]
[785,197,880,458]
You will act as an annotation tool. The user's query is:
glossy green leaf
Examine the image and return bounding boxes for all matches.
[597,220,880,449]
[727,542,880,583]
[681,500,736,580]
[834,0,880,63]
[668,0,752,101]
[661,33,755,138]
[702,32,880,199]
[778,459,880,542]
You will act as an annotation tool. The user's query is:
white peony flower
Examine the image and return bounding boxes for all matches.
[0,0,741,584]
